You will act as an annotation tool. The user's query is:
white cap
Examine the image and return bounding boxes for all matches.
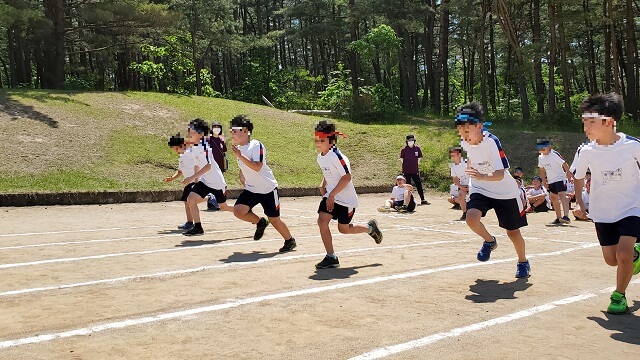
[396,175,406,180]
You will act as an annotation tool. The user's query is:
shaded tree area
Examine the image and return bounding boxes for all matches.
[0,0,638,122]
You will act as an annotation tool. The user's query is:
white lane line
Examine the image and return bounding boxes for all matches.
[0,239,471,297]
[0,243,597,349]
[392,225,473,236]
[0,223,315,251]
[349,279,640,360]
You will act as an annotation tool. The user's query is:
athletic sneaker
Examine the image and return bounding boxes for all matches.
[183,225,204,236]
[515,260,531,278]
[548,218,563,226]
[477,237,497,262]
[279,238,297,253]
[254,217,269,240]
[395,205,408,213]
[377,206,391,212]
[560,216,571,224]
[633,243,640,276]
[316,255,340,269]
[368,219,383,244]
[451,203,461,210]
[607,291,628,314]
[459,212,466,221]
[178,222,194,230]
[421,200,431,205]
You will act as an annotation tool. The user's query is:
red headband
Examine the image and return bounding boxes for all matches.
[315,131,347,139]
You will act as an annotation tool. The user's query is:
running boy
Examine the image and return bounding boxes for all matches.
[449,146,469,220]
[314,120,382,268]
[182,118,232,236]
[229,115,297,253]
[537,139,573,225]
[573,93,640,314]
[165,133,199,231]
[455,102,530,278]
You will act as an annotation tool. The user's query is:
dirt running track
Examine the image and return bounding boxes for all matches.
[0,193,638,359]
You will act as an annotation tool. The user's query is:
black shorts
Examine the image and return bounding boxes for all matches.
[548,181,567,194]
[533,203,550,212]
[467,193,528,230]
[190,182,227,203]
[318,197,355,224]
[181,183,195,202]
[235,188,280,218]
[392,196,416,212]
[594,216,640,246]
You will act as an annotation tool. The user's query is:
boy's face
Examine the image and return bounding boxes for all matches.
[230,126,249,144]
[170,145,185,155]
[538,146,551,155]
[514,170,524,177]
[582,112,615,142]
[585,172,591,181]
[532,179,541,188]
[456,122,483,145]
[449,151,462,163]
[397,178,406,186]
[187,127,203,143]
[314,135,333,153]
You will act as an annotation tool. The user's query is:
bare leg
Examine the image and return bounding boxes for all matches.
[506,229,527,262]
[558,191,570,217]
[233,204,260,224]
[614,237,636,294]
[269,216,292,240]
[318,212,334,254]
[184,201,193,222]
[337,223,370,235]
[218,202,234,212]
[549,193,561,219]
[186,193,207,223]
[457,190,467,213]
[465,209,493,242]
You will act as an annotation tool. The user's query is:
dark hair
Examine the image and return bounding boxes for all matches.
[168,133,185,147]
[514,166,524,173]
[532,176,542,181]
[455,102,484,124]
[315,119,337,143]
[579,93,624,122]
[211,121,222,129]
[189,118,210,135]
[449,146,463,154]
[230,114,253,133]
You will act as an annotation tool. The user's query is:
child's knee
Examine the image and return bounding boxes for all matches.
[616,249,634,264]
[337,224,351,234]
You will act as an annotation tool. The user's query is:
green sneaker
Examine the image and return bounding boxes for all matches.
[633,243,640,276]
[607,291,628,314]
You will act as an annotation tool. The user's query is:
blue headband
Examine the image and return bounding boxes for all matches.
[454,113,482,124]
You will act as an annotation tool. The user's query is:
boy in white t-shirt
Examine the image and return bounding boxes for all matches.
[315,120,382,269]
[455,102,530,278]
[573,93,640,314]
[448,183,461,209]
[537,139,574,225]
[229,115,297,253]
[182,118,232,236]
[378,175,416,213]
[449,146,469,220]
[526,176,551,213]
[165,134,200,231]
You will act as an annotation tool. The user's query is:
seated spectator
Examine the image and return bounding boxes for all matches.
[572,179,591,221]
[448,183,461,209]
[526,176,552,213]
[378,175,416,213]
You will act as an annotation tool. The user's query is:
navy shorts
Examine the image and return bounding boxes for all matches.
[318,197,355,224]
[548,180,567,194]
[235,188,280,218]
[594,216,640,246]
[467,193,528,230]
[392,196,416,212]
[181,183,195,202]
[190,182,227,203]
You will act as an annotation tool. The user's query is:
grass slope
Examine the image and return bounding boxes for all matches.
[1,89,635,194]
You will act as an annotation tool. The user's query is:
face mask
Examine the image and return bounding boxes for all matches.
[212,128,221,135]
[407,141,415,147]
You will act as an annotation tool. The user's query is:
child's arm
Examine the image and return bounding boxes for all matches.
[164,170,182,183]
[319,178,327,196]
[574,178,587,218]
[466,168,505,181]
[238,169,246,187]
[539,167,548,188]
[562,162,574,181]
[183,164,208,185]
[325,174,351,211]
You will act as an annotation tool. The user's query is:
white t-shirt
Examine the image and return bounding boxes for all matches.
[526,186,551,208]
[237,139,278,194]
[450,159,469,186]
[191,141,226,190]
[461,131,520,199]
[566,181,575,194]
[450,183,459,197]
[178,148,196,178]
[582,190,590,212]
[391,185,409,201]
[569,141,590,174]
[538,150,567,183]
[574,133,640,223]
[317,147,358,208]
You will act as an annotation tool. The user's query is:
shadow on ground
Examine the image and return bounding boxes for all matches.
[175,239,225,247]
[465,278,533,303]
[309,263,383,281]
[0,96,59,128]
[587,301,640,345]
[219,251,281,263]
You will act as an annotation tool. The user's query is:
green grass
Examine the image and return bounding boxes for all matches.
[1,89,637,194]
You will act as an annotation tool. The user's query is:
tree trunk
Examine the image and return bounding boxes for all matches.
[584,0,598,93]
[548,0,557,112]
[348,0,360,110]
[43,0,65,89]
[489,8,497,111]
[625,0,638,120]
[609,0,620,92]
[532,0,545,113]
[480,0,488,113]
[557,2,571,111]
[603,0,611,92]
[439,0,450,115]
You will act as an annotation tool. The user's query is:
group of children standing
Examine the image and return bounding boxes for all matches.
[165,92,640,315]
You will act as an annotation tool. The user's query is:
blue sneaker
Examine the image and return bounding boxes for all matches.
[516,260,531,278]
[477,237,497,262]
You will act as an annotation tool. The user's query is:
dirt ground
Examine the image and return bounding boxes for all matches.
[0,192,638,359]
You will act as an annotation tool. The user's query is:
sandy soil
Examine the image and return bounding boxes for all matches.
[0,192,638,359]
